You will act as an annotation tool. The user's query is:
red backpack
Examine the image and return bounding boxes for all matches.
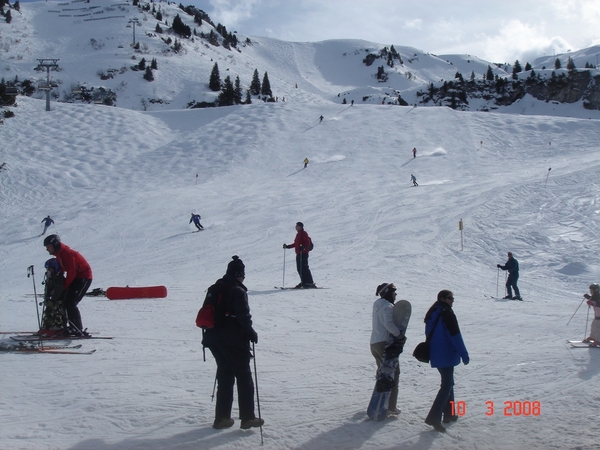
[195,279,231,329]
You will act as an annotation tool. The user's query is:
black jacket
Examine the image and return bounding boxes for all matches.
[202,274,256,349]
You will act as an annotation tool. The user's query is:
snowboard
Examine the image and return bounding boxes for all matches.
[106,285,167,300]
[367,299,411,421]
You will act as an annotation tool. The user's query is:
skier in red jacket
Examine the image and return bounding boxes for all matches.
[283,222,316,288]
[43,235,93,335]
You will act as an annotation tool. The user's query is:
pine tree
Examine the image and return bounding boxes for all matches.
[512,60,522,79]
[151,58,158,70]
[209,63,221,91]
[566,56,576,70]
[486,65,494,81]
[524,62,532,71]
[250,69,261,95]
[143,67,154,81]
[233,76,242,104]
[138,58,146,70]
[261,72,272,97]
[217,76,235,106]
[554,58,561,69]
[245,89,252,104]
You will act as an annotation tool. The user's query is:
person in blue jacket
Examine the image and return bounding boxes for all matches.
[41,216,54,235]
[190,213,204,230]
[497,252,521,300]
[423,290,469,432]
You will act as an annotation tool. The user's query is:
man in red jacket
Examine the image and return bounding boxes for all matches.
[283,222,316,288]
[43,235,93,335]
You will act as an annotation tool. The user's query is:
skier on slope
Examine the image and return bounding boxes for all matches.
[43,235,93,335]
[190,213,204,230]
[410,174,418,186]
[303,158,309,168]
[370,283,406,416]
[36,258,68,337]
[283,222,316,288]
[583,283,600,345]
[41,215,54,235]
[497,252,521,300]
[201,256,264,430]
[412,148,417,158]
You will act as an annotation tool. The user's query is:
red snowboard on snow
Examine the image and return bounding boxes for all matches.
[106,285,167,300]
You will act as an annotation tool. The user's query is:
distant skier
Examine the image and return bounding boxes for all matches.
[412,147,417,158]
[303,158,309,168]
[411,174,418,186]
[583,283,600,345]
[43,234,92,335]
[41,215,54,235]
[319,115,324,123]
[283,222,316,288]
[497,252,521,300]
[190,213,204,231]
[351,100,354,106]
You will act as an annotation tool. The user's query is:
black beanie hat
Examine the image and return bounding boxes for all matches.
[226,255,245,277]
[296,222,304,228]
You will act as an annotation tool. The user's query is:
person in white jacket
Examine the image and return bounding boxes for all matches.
[370,283,404,415]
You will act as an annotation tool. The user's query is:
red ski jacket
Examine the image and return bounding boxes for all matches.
[54,244,93,289]
[291,230,312,255]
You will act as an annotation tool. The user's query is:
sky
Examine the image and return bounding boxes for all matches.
[185,0,600,64]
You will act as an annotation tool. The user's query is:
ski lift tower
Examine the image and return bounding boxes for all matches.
[127,18,141,47]
[35,59,60,111]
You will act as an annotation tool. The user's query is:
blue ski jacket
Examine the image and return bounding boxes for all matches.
[424,301,469,368]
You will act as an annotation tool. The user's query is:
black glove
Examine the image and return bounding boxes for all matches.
[283,243,288,249]
[247,329,258,344]
[496,264,501,268]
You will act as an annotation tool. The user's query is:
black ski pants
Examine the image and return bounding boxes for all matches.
[64,278,92,332]
[209,344,256,421]
[296,253,314,286]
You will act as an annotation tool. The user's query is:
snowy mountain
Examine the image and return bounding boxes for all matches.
[1,2,600,450]
[1,0,599,115]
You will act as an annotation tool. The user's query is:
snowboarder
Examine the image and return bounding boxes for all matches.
[36,258,67,337]
[412,147,417,158]
[41,215,54,235]
[423,290,469,433]
[497,252,521,300]
[583,283,600,344]
[303,158,309,168]
[283,222,315,288]
[190,213,204,230]
[411,174,418,186]
[43,235,93,335]
[201,256,264,430]
[370,283,405,416]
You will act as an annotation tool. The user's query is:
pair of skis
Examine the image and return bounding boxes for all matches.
[1,342,96,355]
[567,339,600,348]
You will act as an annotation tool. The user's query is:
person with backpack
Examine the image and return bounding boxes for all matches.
[190,213,204,230]
[423,290,469,432]
[43,234,92,336]
[201,256,263,430]
[283,222,316,288]
[41,215,54,235]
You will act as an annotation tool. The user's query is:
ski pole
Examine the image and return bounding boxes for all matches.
[282,247,286,288]
[496,267,499,298]
[584,305,591,340]
[252,342,264,446]
[211,372,217,402]
[27,265,42,330]
[567,296,587,326]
